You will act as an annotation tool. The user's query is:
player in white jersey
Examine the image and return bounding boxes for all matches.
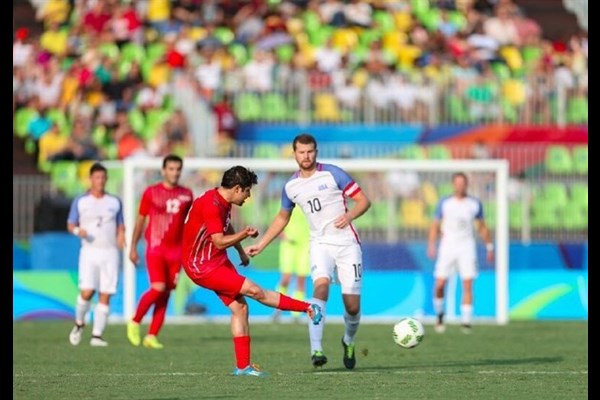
[427,172,494,334]
[67,162,126,347]
[245,133,371,369]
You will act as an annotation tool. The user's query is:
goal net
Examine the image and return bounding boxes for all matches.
[122,157,509,325]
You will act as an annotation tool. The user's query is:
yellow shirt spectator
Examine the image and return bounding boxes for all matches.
[40,27,68,56]
[147,0,171,23]
[60,75,80,107]
[148,62,171,88]
[38,0,70,28]
[38,125,68,167]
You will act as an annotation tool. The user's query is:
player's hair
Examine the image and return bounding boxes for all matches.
[452,172,468,182]
[292,133,318,151]
[89,162,107,176]
[221,166,258,189]
[162,154,183,168]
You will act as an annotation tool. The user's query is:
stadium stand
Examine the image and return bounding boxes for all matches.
[13,0,587,243]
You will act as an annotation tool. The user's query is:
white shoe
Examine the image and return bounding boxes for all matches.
[434,323,446,334]
[69,324,84,346]
[90,336,108,347]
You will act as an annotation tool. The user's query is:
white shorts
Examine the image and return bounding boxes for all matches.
[310,242,362,295]
[78,247,120,294]
[433,242,477,280]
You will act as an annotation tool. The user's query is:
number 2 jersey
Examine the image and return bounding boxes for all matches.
[138,183,194,251]
[282,163,362,246]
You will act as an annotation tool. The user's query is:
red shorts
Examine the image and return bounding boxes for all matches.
[191,260,246,306]
[146,247,182,290]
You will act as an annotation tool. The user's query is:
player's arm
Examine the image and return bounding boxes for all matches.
[210,226,258,250]
[116,198,126,250]
[129,214,147,264]
[476,218,494,262]
[474,200,494,262]
[336,190,371,229]
[245,208,292,256]
[226,225,253,266]
[117,223,126,251]
[332,167,371,228]
[130,189,152,263]
[66,196,87,238]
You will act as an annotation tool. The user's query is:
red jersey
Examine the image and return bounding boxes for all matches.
[182,188,231,279]
[139,183,194,250]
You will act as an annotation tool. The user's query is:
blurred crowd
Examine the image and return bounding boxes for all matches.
[13,0,588,171]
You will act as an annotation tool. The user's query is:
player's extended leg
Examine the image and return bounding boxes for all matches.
[291,275,307,321]
[239,278,320,321]
[433,278,447,333]
[273,272,292,322]
[341,294,361,369]
[309,277,330,367]
[229,297,267,377]
[460,279,474,333]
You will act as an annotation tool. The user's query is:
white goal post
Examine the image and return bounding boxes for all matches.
[122,157,509,325]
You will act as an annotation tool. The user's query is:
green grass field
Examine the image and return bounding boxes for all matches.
[13,320,587,400]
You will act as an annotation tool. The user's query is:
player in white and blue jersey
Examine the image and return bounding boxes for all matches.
[245,133,371,369]
[67,162,126,347]
[427,172,494,334]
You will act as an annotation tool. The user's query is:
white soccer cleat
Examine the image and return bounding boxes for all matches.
[69,325,84,346]
[90,336,108,347]
[434,323,446,334]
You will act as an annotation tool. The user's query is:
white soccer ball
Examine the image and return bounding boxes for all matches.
[393,317,425,349]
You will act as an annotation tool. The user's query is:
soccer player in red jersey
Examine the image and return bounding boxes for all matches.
[181,165,322,377]
[127,154,194,349]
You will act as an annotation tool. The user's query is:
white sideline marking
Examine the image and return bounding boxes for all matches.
[14,370,588,378]
[478,370,588,375]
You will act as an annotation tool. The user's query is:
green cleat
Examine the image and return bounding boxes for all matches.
[311,350,328,367]
[127,320,141,346]
[341,338,356,369]
[143,334,164,350]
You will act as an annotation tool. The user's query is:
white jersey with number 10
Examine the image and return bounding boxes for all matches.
[281,163,362,246]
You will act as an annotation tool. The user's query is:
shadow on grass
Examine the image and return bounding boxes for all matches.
[316,356,564,373]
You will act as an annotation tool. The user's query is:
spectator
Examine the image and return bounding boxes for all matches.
[212,94,237,156]
[37,122,69,169]
[50,118,103,162]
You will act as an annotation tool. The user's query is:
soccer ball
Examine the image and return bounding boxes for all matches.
[393,317,425,349]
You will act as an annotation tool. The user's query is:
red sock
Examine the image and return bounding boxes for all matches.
[133,288,163,323]
[233,336,251,369]
[148,292,169,336]
[278,294,311,312]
